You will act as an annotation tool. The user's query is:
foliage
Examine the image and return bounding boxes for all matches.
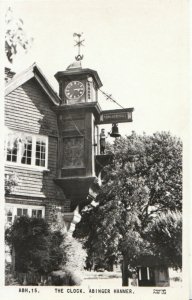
[67,269,83,285]
[5,215,87,285]
[51,269,82,286]
[144,211,182,269]
[5,172,19,195]
[60,234,87,272]
[50,233,87,285]
[49,206,66,234]
[5,216,63,274]
[75,131,182,271]
[5,262,20,286]
[49,206,87,275]
[5,7,33,63]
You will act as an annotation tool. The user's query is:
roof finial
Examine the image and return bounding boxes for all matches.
[73,32,85,61]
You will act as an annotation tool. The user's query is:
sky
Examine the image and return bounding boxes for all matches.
[1,0,190,138]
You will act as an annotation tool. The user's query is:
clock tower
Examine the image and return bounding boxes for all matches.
[54,59,103,210]
[54,33,133,212]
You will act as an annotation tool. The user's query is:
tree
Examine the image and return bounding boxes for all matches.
[74,131,182,285]
[5,7,33,63]
[5,216,63,276]
[144,211,182,269]
[5,212,87,285]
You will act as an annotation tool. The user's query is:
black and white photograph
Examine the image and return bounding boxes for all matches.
[0,0,190,299]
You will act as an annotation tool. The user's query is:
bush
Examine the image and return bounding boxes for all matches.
[5,262,20,286]
[5,216,87,285]
[60,234,87,272]
[51,269,82,286]
[5,172,19,195]
[51,270,68,285]
[49,234,86,286]
[65,268,83,285]
[5,216,63,275]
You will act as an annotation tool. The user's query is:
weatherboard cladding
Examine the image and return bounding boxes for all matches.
[5,77,70,216]
[5,78,58,136]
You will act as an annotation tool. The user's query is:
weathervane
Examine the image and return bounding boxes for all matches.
[73,32,85,61]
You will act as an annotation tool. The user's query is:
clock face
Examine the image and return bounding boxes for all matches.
[65,81,85,100]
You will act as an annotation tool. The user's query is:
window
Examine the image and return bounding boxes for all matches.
[5,131,48,169]
[32,209,42,218]
[35,139,46,167]
[7,139,18,162]
[21,137,32,165]
[17,208,28,217]
[5,204,45,226]
[7,210,13,223]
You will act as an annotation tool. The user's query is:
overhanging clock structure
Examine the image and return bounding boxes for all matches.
[54,57,134,211]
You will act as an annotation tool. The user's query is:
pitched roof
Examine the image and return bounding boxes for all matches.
[5,63,61,106]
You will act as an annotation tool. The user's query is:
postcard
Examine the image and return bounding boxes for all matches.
[0,0,190,299]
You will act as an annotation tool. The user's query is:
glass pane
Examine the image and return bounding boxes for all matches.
[7,146,17,163]
[17,208,22,216]
[7,154,11,161]
[32,210,37,218]
[27,157,31,164]
[32,209,42,218]
[35,138,46,167]
[21,155,26,164]
[35,159,40,166]
[13,148,17,155]
[40,160,45,167]
[7,211,13,223]
[37,210,42,218]
[36,151,40,159]
[41,152,45,160]
[27,150,31,156]
[7,216,12,222]
[21,138,32,165]
[23,209,28,216]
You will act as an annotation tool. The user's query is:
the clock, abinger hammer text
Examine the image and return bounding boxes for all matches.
[65,81,85,100]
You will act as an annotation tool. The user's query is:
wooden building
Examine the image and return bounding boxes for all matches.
[5,61,134,234]
[136,256,170,287]
[5,65,59,221]
[4,57,134,244]
[5,63,80,233]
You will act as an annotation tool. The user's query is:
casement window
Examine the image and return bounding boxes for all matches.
[17,208,28,217]
[5,204,45,226]
[7,140,18,162]
[5,131,48,169]
[35,138,46,167]
[21,136,32,165]
[6,210,13,223]
[32,209,43,218]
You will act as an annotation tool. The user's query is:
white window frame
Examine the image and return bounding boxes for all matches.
[5,203,45,226]
[5,130,48,170]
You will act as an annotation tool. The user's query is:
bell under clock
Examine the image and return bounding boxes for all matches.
[65,81,85,101]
